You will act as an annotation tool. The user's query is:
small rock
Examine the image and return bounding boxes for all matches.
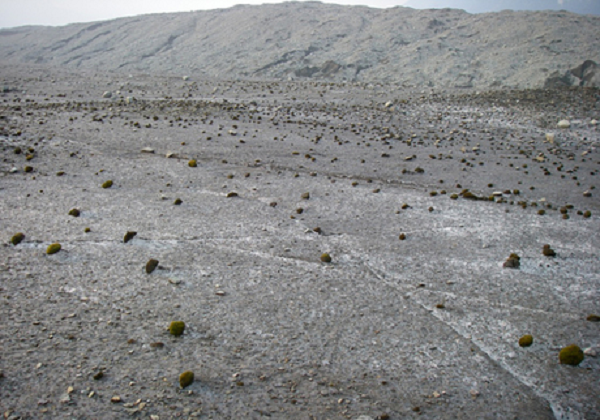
[141,147,155,153]
[102,91,112,99]
[584,347,597,357]
[111,396,122,403]
[557,120,571,129]
[545,133,555,143]
[583,190,592,197]
[215,290,226,296]
[150,342,165,348]
[301,192,310,199]
[168,278,181,285]
[503,253,520,269]
[165,151,178,158]
[59,393,71,404]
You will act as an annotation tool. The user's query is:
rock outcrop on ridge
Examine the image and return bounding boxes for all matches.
[0,2,599,89]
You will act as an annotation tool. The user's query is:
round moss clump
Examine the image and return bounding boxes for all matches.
[102,180,113,189]
[173,198,183,205]
[586,314,600,322]
[542,244,556,257]
[11,232,25,246]
[124,231,137,243]
[179,371,194,388]
[503,253,520,269]
[583,210,591,218]
[188,159,197,167]
[170,321,186,337]
[559,344,584,366]
[68,208,80,217]
[146,258,159,274]
[320,253,332,263]
[399,233,406,241]
[518,335,533,347]
[24,166,33,173]
[46,243,62,255]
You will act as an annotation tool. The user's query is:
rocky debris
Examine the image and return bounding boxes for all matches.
[102,91,112,99]
[545,60,600,88]
[140,147,155,153]
[557,120,571,129]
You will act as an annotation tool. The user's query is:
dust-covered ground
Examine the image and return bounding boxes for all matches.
[1,65,599,420]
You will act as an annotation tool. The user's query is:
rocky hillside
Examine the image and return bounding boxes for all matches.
[0,2,599,89]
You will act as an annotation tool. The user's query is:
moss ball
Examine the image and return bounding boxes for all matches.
[68,208,80,217]
[146,258,159,274]
[124,231,137,243]
[320,253,332,263]
[518,335,533,347]
[450,194,459,200]
[542,245,556,257]
[586,314,600,322]
[173,198,183,205]
[583,211,591,218]
[559,344,584,366]
[227,192,238,198]
[188,159,197,167]
[399,233,406,240]
[24,166,33,173]
[84,227,91,233]
[179,371,194,388]
[11,232,25,246]
[537,209,545,215]
[46,243,61,255]
[169,321,186,337]
[102,180,113,189]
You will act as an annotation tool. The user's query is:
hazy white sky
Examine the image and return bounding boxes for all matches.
[0,0,595,28]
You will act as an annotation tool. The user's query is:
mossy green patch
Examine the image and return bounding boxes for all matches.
[102,180,113,189]
[68,208,80,217]
[518,335,533,347]
[11,232,25,246]
[173,198,183,205]
[559,344,584,366]
[320,253,332,263]
[47,243,61,255]
[146,258,159,274]
[170,321,185,336]
[587,314,600,322]
[179,371,194,388]
[188,159,197,167]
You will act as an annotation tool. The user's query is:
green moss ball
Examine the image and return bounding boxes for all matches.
[559,344,584,366]
[518,335,533,347]
[188,159,197,167]
[11,232,25,246]
[68,208,80,217]
[102,180,113,189]
[320,253,332,263]
[173,198,183,205]
[586,314,600,322]
[583,211,591,218]
[124,231,137,243]
[24,166,33,173]
[179,371,194,388]
[170,321,186,337]
[47,243,62,255]
[146,258,159,274]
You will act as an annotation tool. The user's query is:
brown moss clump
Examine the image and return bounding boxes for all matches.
[146,258,159,274]
[518,335,533,347]
[124,231,137,243]
[503,253,520,269]
[583,210,591,218]
[586,314,600,322]
[101,180,113,189]
[68,208,80,217]
[46,243,62,255]
[227,192,238,198]
[179,371,194,388]
[301,192,310,200]
[173,198,183,205]
[84,227,91,233]
[169,321,185,336]
[450,194,459,200]
[537,209,545,215]
[188,159,197,167]
[24,166,33,173]
[399,233,406,241]
[559,344,584,366]
[320,253,332,263]
[542,244,556,257]
[11,232,25,246]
